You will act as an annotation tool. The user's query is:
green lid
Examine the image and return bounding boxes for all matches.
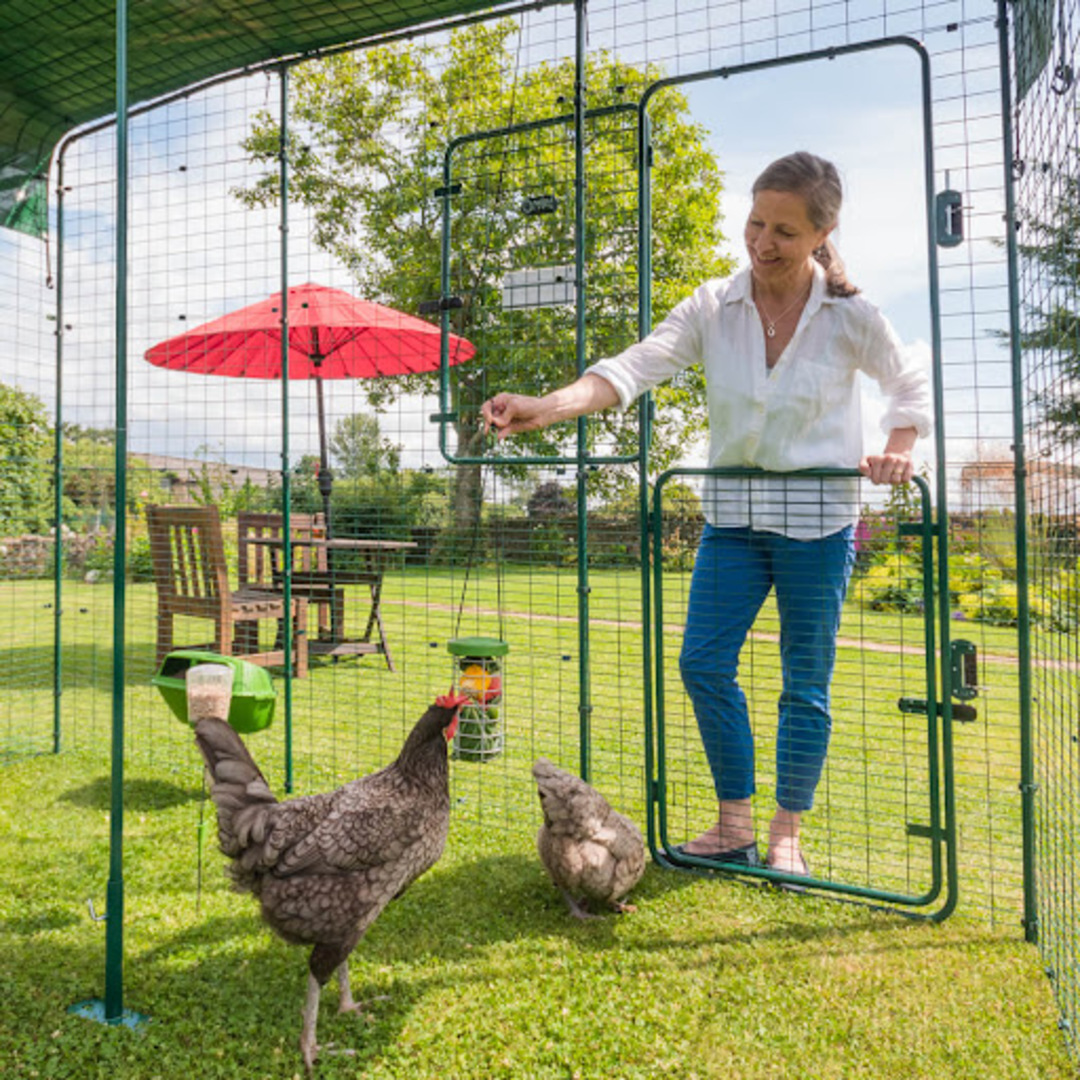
[447,636,510,658]
[152,649,277,733]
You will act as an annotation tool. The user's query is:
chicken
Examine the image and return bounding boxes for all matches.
[193,690,468,1071]
[532,757,646,919]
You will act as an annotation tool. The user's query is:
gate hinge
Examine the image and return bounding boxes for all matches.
[434,183,462,198]
[897,522,931,537]
[898,696,933,715]
[1019,780,1040,795]
[428,412,458,423]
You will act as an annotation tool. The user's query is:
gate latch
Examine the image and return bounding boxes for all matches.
[898,696,977,723]
[936,182,963,247]
[951,639,978,700]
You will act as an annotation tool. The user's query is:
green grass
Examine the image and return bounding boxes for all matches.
[0,568,1076,1076]
[0,748,1074,1080]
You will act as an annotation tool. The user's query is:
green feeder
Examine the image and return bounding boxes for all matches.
[152,649,277,734]
[447,637,508,763]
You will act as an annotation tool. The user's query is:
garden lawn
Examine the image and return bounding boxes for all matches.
[0,749,1073,1080]
[0,567,1073,1076]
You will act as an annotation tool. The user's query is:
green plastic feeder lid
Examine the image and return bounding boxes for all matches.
[447,636,510,658]
[152,649,277,734]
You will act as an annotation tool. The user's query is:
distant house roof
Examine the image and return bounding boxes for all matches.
[959,459,1080,515]
[137,453,277,501]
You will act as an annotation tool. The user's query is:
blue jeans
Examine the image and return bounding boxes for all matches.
[678,524,855,813]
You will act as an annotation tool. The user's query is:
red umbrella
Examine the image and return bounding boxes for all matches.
[145,282,475,530]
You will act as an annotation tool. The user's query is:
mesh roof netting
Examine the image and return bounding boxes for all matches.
[0,0,507,235]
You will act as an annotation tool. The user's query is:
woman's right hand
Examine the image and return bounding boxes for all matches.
[480,392,548,440]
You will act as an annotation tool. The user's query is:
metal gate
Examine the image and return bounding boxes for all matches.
[639,41,962,916]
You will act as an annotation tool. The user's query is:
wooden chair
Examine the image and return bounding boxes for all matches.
[237,510,338,643]
[147,504,308,677]
[236,509,397,671]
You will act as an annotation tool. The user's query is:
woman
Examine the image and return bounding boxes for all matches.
[480,152,931,878]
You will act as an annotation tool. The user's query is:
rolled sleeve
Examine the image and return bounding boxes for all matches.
[582,358,641,413]
[859,306,933,439]
[583,286,708,413]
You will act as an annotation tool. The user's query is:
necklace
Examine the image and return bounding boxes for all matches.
[756,280,812,338]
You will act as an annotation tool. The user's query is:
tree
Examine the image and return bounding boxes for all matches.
[236,21,731,526]
[0,381,51,535]
[1015,173,1080,443]
[330,413,401,479]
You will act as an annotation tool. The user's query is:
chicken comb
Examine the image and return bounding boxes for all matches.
[435,689,469,709]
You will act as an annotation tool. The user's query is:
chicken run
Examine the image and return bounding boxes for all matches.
[2,0,1080,1072]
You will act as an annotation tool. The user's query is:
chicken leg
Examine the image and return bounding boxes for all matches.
[300,972,323,1072]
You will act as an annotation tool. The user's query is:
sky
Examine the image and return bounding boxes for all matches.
[0,2,1013,488]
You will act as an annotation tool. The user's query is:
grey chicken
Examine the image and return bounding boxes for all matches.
[193,689,468,1070]
[532,757,646,918]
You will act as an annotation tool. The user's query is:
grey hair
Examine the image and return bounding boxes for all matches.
[752,151,859,297]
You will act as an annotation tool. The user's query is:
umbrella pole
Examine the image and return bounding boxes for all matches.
[314,368,333,536]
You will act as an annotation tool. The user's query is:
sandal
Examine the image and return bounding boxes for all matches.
[767,849,810,892]
[672,840,762,868]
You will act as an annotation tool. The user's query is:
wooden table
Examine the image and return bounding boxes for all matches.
[246,536,417,669]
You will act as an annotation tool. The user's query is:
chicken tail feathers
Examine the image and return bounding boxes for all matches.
[194,717,277,889]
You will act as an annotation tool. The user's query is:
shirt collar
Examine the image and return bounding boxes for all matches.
[725,261,838,312]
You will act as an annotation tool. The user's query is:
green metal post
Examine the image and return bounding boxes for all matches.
[573,0,591,782]
[637,106,657,844]
[279,65,294,794]
[913,40,959,924]
[105,0,129,1022]
[53,158,64,755]
[996,0,1038,944]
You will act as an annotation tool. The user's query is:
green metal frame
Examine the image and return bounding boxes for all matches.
[105,0,129,1021]
[633,39,958,919]
[995,0,1038,946]
[434,102,643,470]
[646,468,956,915]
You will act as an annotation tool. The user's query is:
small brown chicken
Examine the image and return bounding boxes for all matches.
[194,690,467,1070]
[532,757,646,919]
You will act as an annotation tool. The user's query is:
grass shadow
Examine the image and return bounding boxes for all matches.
[58,775,203,812]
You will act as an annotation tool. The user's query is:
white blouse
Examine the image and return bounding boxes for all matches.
[585,264,933,539]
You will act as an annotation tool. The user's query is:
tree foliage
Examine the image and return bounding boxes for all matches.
[330,413,402,479]
[0,381,51,534]
[1016,173,1080,443]
[235,21,731,510]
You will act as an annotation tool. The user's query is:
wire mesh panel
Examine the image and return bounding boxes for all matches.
[4,0,1079,1057]
[1008,0,1080,1056]
[440,103,641,466]
[0,202,56,763]
[652,471,953,911]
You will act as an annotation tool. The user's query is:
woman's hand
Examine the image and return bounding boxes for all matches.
[859,426,918,486]
[480,393,549,440]
[480,375,621,441]
[859,451,913,486]
[855,425,915,486]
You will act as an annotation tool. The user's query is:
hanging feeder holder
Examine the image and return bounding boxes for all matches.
[448,636,509,762]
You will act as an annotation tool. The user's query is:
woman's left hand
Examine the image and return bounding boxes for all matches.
[859,450,914,486]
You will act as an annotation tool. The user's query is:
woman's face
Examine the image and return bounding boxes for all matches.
[744,189,833,291]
